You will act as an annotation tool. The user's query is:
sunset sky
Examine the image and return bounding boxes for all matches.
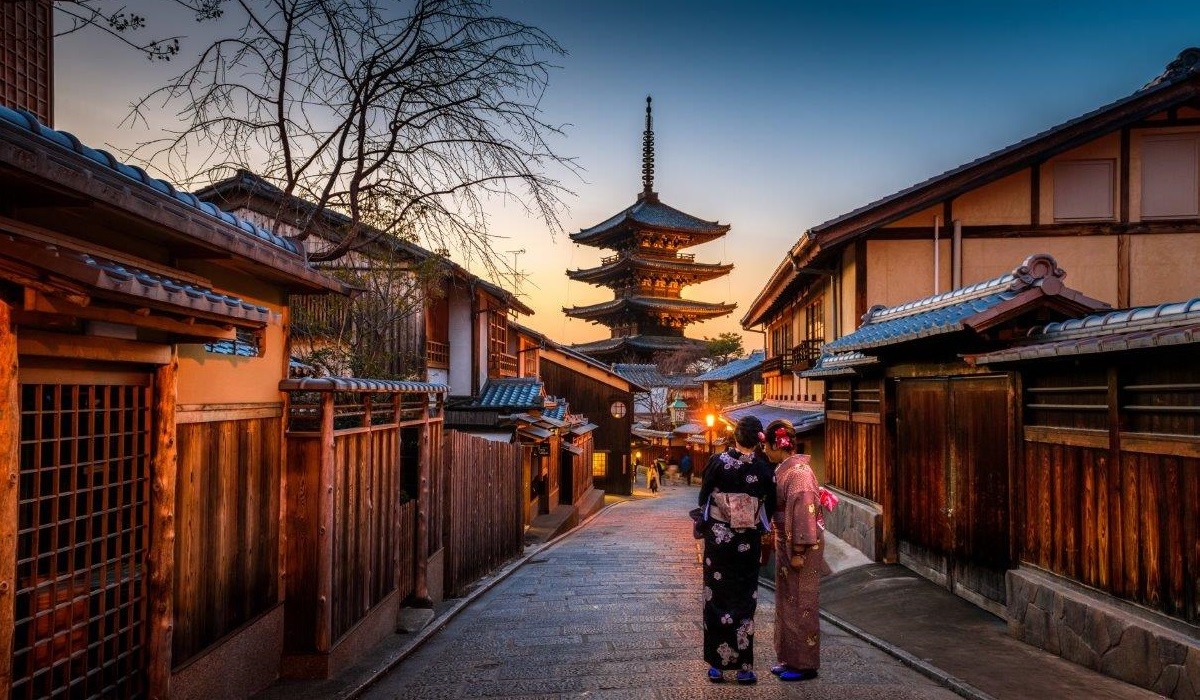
[52,1,1200,349]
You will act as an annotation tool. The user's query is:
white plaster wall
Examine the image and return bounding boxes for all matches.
[448,294,472,395]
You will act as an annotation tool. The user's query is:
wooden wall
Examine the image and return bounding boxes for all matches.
[1020,359,1200,624]
[824,378,888,503]
[443,430,523,595]
[538,357,633,495]
[174,415,281,666]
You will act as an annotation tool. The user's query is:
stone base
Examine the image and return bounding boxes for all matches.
[170,604,284,700]
[823,486,882,561]
[1007,566,1200,699]
[426,548,445,606]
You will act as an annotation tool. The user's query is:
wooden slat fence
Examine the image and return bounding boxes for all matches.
[443,430,523,595]
[1020,364,1200,624]
[824,378,887,503]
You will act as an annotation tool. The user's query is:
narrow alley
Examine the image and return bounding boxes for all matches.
[361,486,959,699]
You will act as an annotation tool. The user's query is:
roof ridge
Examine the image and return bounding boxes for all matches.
[1032,296,1200,340]
[865,254,1064,324]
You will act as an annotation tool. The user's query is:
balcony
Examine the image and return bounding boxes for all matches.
[489,351,519,378]
[785,339,824,372]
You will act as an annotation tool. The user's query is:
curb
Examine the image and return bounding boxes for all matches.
[341,495,633,699]
[757,578,996,700]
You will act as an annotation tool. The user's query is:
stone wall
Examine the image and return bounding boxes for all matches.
[822,486,882,561]
[1007,566,1200,699]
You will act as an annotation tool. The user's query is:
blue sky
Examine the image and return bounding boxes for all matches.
[53,1,1200,346]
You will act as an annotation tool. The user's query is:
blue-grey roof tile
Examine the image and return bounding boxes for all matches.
[476,378,545,409]
[693,350,766,382]
[721,402,824,435]
[824,290,1018,354]
[0,104,303,257]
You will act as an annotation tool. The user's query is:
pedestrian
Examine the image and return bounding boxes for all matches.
[764,419,828,682]
[697,415,776,684]
[680,451,693,486]
[647,461,659,493]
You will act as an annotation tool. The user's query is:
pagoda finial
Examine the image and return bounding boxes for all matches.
[641,95,655,197]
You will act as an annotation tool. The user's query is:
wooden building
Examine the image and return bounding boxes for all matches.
[0,101,361,699]
[693,350,765,407]
[744,47,1200,415]
[566,97,735,363]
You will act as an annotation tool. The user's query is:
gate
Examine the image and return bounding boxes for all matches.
[14,369,153,699]
[896,375,1012,610]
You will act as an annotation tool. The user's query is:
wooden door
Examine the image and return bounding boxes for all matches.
[896,376,1012,607]
[558,450,574,506]
[13,367,153,700]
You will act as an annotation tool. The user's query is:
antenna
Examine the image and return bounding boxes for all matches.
[506,249,527,293]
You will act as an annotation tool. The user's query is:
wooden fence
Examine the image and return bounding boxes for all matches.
[443,430,524,595]
[1021,365,1200,624]
[824,378,888,504]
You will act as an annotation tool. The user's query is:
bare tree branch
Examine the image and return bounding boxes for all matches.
[54,0,224,60]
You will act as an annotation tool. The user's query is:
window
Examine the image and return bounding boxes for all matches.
[592,451,609,478]
[753,383,763,402]
[770,322,792,356]
[1054,160,1114,221]
[1142,135,1199,218]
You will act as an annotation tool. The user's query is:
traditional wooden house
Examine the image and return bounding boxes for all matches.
[744,46,1200,438]
[966,297,1200,698]
[0,96,437,698]
[565,97,736,363]
[511,323,643,498]
[692,350,765,407]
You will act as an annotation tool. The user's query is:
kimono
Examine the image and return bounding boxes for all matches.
[698,447,777,671]
[772,454,825,671]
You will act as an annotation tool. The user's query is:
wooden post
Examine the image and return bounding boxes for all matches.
[147,352,178,700]
[0,301,18,700]
[316,393,335,652]
[412,394,432,607]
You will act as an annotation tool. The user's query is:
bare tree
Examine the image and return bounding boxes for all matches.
[126,0,574,272]
[54,1,225,60]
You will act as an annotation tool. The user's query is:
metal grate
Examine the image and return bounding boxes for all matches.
[14,380,152,700]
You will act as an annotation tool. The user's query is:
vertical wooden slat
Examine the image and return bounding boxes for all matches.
[316,393,335,653]
[0,301,16,700]
[147,353,177,700]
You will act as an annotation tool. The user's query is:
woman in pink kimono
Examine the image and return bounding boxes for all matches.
[764,420,825,681]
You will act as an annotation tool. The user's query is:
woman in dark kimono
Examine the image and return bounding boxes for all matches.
[697,415,776,684]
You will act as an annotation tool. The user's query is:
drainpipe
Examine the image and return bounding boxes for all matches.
[469,281,480,396]
[933,215,941,294]
[952,220,963,289]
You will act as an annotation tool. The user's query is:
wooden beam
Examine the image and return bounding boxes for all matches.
[316,393,335,653]
[0,300,17,700]
[147,353,178,700]
[17,330,172,364]
[413,406,432,606]
[854,239,867,325]
[1117,234,1131,308]
[1030,164,1041,226]
[1119,127,1131,224]
[24,292,237,342]
[867,219,1200,240]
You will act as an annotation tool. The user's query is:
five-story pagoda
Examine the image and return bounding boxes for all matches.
[565,97,736,362]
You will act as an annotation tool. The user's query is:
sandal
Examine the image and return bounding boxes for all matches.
[779,668,819,681]
[707,667,724,683]
[770,664,787,676]
[736,670,757,685]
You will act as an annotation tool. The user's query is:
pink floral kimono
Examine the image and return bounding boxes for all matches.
[772,454,826,672]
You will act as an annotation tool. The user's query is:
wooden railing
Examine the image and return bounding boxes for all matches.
[600,250,696,265]
[490,351,519,378]
[788,338,824,371]
[426,339,449,367]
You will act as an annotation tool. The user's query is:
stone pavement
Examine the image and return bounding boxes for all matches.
[361,486,959,699]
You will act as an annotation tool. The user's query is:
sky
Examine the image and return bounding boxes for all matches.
[51,1,1200,349]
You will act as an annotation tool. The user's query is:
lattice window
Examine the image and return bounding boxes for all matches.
[1,0,53,124]
[204,327,262,357]
[591,450,608,478]
[14,379,152,700]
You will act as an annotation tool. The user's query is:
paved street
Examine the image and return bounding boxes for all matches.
[362,486,959,699]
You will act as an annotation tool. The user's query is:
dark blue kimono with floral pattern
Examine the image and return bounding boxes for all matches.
[697,447,777,671]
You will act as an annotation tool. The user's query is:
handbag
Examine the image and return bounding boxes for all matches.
[759,531,775,565]
[688,507,705,540]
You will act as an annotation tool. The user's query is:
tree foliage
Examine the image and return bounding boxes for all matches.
[126,0,574,273]
[704,332,745,366]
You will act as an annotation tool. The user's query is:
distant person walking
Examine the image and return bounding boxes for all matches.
[764,419,829,682]
[697,415,776,684]
[647,462,660,494]
[680,452,694,485]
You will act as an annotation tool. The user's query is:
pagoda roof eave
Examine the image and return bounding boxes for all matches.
[563,296,737,322]
[570,194,730,248]
[567,256,734,285]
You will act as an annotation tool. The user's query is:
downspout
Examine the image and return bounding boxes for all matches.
[469,281,479,396]
[952,220,963,289]
[933,215,941,294]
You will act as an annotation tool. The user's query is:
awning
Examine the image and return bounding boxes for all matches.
[570,422,599,435]
[537,415,568,428]
[517,425,554,441]
[561,442,583,456]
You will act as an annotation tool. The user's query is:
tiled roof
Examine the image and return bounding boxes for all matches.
[800,351,879,378]
[510,322,649,392]
[611,364,700,390]
[542,400,569,421]
[571,193,729,246]
[279,377,449,393]
[475,378,545,409]
[974,297,1200,364]
[564,295,736,320]
[693,350,766,382]
[721,401,825,435]
[0,106,302,256]
[567,254,733,284]
[569,334,706,360]
[822,254,1103,354]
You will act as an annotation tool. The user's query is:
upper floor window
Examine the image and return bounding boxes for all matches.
[1053,160,1114,221]
[1142,135,1199,218]
[804,297,825,342]
[770,322,792,355]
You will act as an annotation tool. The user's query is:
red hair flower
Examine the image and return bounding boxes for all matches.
[774,426,791,449]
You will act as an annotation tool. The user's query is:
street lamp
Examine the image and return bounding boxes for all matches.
[705,412,716,458]
[669,396,688,426]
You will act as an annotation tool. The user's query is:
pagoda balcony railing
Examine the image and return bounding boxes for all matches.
[600,250,696,266]
[785,339,824,372]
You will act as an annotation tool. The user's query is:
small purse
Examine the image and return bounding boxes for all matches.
[688,507,705,539]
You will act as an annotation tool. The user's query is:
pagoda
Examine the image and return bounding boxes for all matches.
[565,97,736,363]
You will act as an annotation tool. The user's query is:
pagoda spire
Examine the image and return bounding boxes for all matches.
[641,95,655,198]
